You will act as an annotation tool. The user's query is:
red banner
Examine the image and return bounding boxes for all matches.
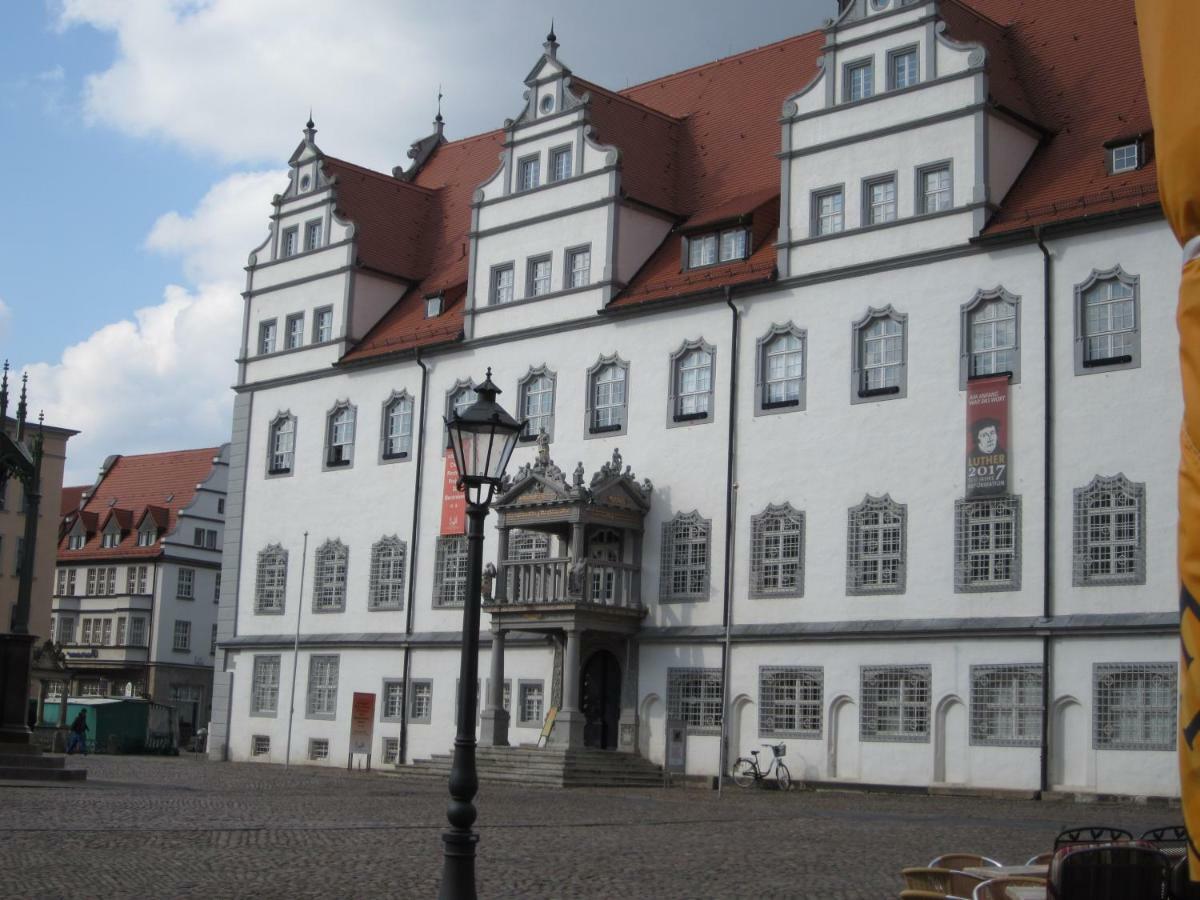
[349,692,375,755]
[966,376,1009,498]
[440,449,466,535]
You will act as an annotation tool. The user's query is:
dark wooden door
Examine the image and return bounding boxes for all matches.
[581,650,621,750]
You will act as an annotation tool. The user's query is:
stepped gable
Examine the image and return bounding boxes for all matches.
[58,447,219,561]
[338,0,1155,355]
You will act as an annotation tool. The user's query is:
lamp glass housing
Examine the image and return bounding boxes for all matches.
[444,372,524,506]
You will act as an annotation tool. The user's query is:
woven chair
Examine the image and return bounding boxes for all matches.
[973,877,1047,900]
[1026,852,1055,866]
[1052,826,1134,850]
[930,854,1003,870]
[903,868,955,892]
[900,892,956,900]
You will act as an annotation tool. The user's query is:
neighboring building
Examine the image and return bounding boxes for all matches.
[1,415,76,645]
[54,448,229,741]
[210,0,1182,798]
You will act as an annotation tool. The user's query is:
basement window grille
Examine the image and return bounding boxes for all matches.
[1093,663,1176,751]
[860,665,930,742]
[969,664,1042,747]
[758,666,823,738]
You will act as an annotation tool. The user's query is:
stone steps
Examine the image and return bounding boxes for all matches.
[0,749,86,782]
[408,746,665,788]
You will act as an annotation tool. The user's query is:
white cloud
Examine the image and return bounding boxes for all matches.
[24,172,277,484]
[0,298,10,343]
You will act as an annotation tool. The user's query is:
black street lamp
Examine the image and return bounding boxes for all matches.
[439,369,523,900]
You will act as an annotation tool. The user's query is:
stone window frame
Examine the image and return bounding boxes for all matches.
[660,511,712,603]
[368,535,407,611]
[517,679,545,727]
[177,567,195,600]
[517,365,557,444]
[489,262,516,306]
[303,217,323,252]
[281,226,299,258]
[749,502,806,599]
[851,305,908,404]
[381,737,400,765]
[916,160,954,215]
[1072,474,1147,586]
[565,244,592,289]
[516,153,540,192]
[969,663,1042,747]
[810,183,846,237]
[379,390,414,464]
[312,305,334,344]
[859,664,931,743]
[266,411,297,477]
[380,678,406,723]
[960,287,1021,389]
[861,171,898,226]
[584,353,630,440]
[250,654,282,718]
[323,400,357,470]
[1092,662,1177,751]
[887,43,920,91]
[254,544,288,615]
[842,55,875,103]
[1073,265,1141,375]
[754,322,807,416]
[758,665,823,739]
[666,667,723,735]
[257,318,277,356]
[846,494,907,595]
[549,144,574,183]
[525,253,553,298]
[445,378,476,449]
[433,535,468,608]
[408,678,433,724]
[284,312,305,350]
[666,338,717,428]
[172,620,191,653]
[305,654,340,721]
[954,496,1022,592]
[312,539,349,613]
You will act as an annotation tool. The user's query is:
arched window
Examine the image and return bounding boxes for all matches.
[312,539,348,611]
[518,367,556,442]
[254,545,288,614]
[669,340,715,425]
[853,309,906,397]
[1075,266,1140,373]
[756,325,806,414]
[368,536,407,609]
[750,503,805,597]
[961,288,1019,386]
[860,665,930,742]
[585,355,629,438]
[445,379,474,448]
[846,494,906,594]
[381,393,413,460]
[268,414,296,475]
[1073,474,1146,585]
[324,403,355,468]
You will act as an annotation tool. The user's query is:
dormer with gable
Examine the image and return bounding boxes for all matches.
[777,0,1043,277]
[466,30,675,341]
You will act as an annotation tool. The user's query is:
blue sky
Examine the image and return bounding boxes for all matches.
[1,0,827,483]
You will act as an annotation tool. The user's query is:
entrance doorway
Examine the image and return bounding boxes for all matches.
[580,650,621,749]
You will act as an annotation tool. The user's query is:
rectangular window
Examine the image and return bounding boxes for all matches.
[56,568,68,596]
[920,164,953,214]
[101,618,113,646]
[210,623,217,655]
[251,735,271,757]
[1110,143,1140,174]
[527,255,552,297]
[57,615,76,644]
[382,680,405,721]
[86,568,97,595]
[1082,276,1138,366]
[567,246,591,288]
[750,506,805,597]
[313,307,334,343]
[69,534,85,550]
[845,60,874,102]
[955,497,1020,591]
[285,313,305,350]
[138,529,155,547]
[383,397,413,460]
[667,668,723,734]
[673,346,714,422]
[889,47,919,90]
[382,737,400,764]
[214,573,221,601]
[759,666,823,738]
[1093,663,1176,751]
[172,620,191,652]
[409,679,433,723]
[813,188,845,236]
[326,406,356,467]
[518,155,540,191]
[258,320,277,356]
[368,538,406,609]
[177,568,195,600]
[116,618,127,646]
[517,681,544,727]
[719,229,747,262]
[66,568,77,595]
[688,234,717,268]
[550,146,572,182]
[308,738,329,761]
[433,536,468,607]
[861,665,930,742]
[520,372,555,441]
[251,655,281,715]
[129,617,146,648]
[967,296,1018,379]
[858,315,905,395]
[306,655,340,718]
[660,514,711,601]
[491,264,515,306]
[282,227,298,258]
[304,219,322,252]
[81,619,93,645]
[425,294,443,318]
[970,664,1042,747]
[104,567,116,595]
[589,361,627,435]
[865,176,897,225]
[101,530,119,549]
[761,330,805,410]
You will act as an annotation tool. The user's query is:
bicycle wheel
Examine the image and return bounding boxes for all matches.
[775,763,791,792]
[731,758,757,788]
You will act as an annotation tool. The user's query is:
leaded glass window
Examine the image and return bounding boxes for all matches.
[368,537,406,610]
[312,539,348,612]
[921,165,952,213]
[588,359,627,434]
[383,395,413,459]
[519,369,555,441]
[1083,275,1137,364]
[847,495,906,594]
[326,404,355,467]
[858,315,904,392]
[762,329,805,409]
[750,504,805,597]
[660,512,711,601]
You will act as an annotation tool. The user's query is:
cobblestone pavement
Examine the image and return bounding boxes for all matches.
[0,755,1178,899]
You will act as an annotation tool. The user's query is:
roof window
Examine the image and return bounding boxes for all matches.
[1105,138,1144,175]
[685,228,749,270]
[425,294,443,318]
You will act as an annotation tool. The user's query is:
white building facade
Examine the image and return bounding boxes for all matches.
[210,0,1182,797]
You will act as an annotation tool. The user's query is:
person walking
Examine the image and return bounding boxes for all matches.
[66,709,88,756]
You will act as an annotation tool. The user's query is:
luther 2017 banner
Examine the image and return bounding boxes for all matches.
[966,375,1009,497]
[440,448,466,535]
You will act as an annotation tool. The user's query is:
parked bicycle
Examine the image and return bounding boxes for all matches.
[731,742,791,790]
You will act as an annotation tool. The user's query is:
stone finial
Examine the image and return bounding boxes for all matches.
[544,19,559,59]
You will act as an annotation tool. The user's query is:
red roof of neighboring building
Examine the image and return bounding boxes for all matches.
[58,448,220,562]
[60,485,87,518]
[335,0,1154,361]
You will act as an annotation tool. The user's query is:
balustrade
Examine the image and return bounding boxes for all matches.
[495,557,641,609]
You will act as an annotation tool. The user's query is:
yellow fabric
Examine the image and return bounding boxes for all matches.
[1136,0,1200,879]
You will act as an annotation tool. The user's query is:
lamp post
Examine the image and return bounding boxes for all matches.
[439,369,524,900]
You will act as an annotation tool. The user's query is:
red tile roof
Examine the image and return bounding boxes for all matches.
[334,0,1154,360]
[60,485,87,518]
[58,448,220,562]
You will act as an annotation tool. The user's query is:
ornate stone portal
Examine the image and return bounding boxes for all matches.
[480,448,651,753]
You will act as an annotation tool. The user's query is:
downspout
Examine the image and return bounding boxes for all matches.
[717,287,739,794]
[1035,226,1053,795]
[399,349,430,765]
[284,531,309,769]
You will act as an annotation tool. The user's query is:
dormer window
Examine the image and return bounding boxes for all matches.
[845,59,874,102]
[1109,141,1141,174]
[300,174,311,191]
[102,527,120,549]
[425,294,443,318]
[68,534,85,551]
[137,528,156,547]
[518,155,540,192]
[686,228,748,269]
